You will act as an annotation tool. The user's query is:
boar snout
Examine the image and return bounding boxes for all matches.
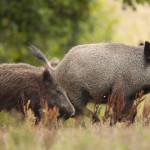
[60,91,75,119]
[59,101,75,120]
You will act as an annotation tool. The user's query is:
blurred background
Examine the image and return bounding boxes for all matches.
[0,0,150,65]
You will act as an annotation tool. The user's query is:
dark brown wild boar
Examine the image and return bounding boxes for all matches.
[0,63,75,121]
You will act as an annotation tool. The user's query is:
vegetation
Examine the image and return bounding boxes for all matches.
[1,0,150,64]
[0,0,118,64]
[123,0,150,8]
[0,91,149,150]
[1,119,150,150]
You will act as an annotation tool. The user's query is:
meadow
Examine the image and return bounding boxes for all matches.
[0,92,150,150]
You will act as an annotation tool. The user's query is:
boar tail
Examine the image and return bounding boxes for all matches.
[28,44,54,71]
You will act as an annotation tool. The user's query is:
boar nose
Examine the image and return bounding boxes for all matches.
[70,108,75,117]
[66,105,75,117]
[61,104,75,119]
[71,113,75,118]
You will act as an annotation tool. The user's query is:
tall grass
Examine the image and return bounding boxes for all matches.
[0,90,149,150]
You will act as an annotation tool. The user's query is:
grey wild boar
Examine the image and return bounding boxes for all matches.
[29,41,150,123]
[0,63,75,122]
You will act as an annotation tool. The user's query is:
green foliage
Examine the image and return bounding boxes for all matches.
[1,0,150,64]
[123,0,150,8]
[9,126,38,150]
[78,0,118,44]
[0,0,118,64]
[0,0,88,63]
[0,110,23,128]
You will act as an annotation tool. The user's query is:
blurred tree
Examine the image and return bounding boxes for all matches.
[78,0,118,44]
[123,0,150,8]
[0,0,118,64]
[0,0,91,63]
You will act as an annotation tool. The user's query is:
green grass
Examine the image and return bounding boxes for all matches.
[0,94,150,150]
[1,119,150,150]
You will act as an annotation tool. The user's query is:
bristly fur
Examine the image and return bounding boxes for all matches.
[29,42,150,123]
[0,63,75,121]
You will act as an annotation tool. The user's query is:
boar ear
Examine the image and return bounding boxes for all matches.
[144,41,150,59]
[42,68,54,84]
[139,42,144,46]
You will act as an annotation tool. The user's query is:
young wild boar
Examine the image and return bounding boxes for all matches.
[29,41,150,123]
[0,63,75,121]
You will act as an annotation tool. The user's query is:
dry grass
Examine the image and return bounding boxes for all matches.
[0,92,149,150]
[92,85,145,126]
[0,79,149,150]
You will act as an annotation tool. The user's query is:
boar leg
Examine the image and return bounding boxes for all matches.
[73,107,85,126]
[82,107,100,123]
[120,98,136,123]
[67,89,100,124]
[33,108,41,125]
[75,106,100,123]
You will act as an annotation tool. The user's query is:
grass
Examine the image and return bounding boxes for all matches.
[0,93,150,150]
[1,117,150,150]
[51,124,150,150]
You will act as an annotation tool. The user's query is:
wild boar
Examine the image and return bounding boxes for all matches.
[29,41,150,123]
[0,63,75,121]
